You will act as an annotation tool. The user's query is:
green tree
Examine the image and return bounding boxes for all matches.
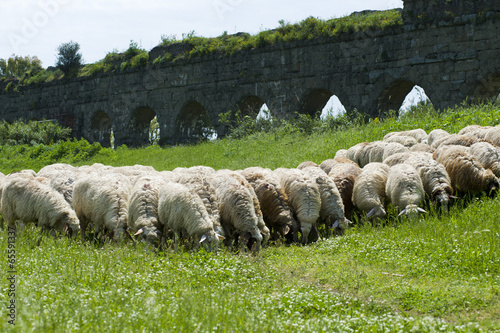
[0,55,42,79]
[55,41,83,76]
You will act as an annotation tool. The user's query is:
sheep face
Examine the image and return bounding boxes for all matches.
[486,173,500,198]
[58,210,81,233]
[135,226,161,244]
[300,222,313,245]
[200,230,224,254]
[366,206,386,221]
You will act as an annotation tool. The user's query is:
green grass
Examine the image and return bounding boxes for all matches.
[1,103,500,331]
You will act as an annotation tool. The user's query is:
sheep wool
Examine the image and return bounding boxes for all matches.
[1,174,80,234]
[386,163,427,216]
[352,162,390,220]
[327,162,362,220]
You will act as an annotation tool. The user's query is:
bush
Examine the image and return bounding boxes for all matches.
[0,119,72,146]
[56,41,83,76]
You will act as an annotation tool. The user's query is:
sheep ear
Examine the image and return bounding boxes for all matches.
[398,209,407,216]
[199,234,208,243]
[366,208,376,218]
[417,207,428,214]
[215,233,225,240]
[346,218,353,225]
[134,228,144,236]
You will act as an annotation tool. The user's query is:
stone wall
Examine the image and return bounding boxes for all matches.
[0,1,499,147]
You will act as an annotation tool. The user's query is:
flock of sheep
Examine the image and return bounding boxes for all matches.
[0,123,499,253]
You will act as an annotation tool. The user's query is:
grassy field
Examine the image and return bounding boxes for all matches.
[1,104,500,332]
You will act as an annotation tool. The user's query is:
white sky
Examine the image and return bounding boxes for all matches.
[1,0,403,67]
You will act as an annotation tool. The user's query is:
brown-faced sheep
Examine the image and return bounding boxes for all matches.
[327,162,363,220]
[239,167,296,241]
[433,145,500,197]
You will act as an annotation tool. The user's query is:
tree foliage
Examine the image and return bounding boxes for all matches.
[56,41,83,76]
[0,55,42,79]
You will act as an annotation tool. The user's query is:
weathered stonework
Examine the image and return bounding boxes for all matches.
[0,0,499,147]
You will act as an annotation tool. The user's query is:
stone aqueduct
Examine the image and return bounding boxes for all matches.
[0,0,499,147]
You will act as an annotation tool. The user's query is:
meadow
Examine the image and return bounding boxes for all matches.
[0,103,499,332]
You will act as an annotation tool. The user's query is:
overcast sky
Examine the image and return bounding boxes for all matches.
[2,0,404,67]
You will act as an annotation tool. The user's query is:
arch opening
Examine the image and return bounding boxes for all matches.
[300,89,333,117]
[474,74,500,103]
[90,110,112,147]
[127,106,156,147]
[379,80,431,116]
[175,101,216,144]
[237,95,265,118]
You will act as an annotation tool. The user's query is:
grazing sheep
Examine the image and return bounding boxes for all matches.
[398,153,454,211]
[469,142,500,177]
[328,162,363,220]
[386,163,427,216]
[73,173,132,241]
[210,170,264,252]
[38,163,76,176]
[239,167,296,240]
[128,175,169,244]
[112,165,157,186]
[274,168,321,244]
[301,166,349,236]
[433,145,500,197]
[382,142,409,161]
[427,129,450,147]
[158,182,222,253]
[173,166,222,237]
[383,152,413,167]
[319,157,358,175]
[36,168,79,206]
[352,162,390,220]
[1,174,80,236]
[297,161,319,169]
[384,128,428,143]
[383,135,418,147]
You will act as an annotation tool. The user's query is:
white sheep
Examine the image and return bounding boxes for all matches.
[172,166,222,237]
[346,142,371,167]
[382,135,418,147]
[210,170,264,252]
[239,167,296,240]
[382,142,409,161]
[469,142,500,177]
[431,134,478,149]
[301,166,349,236]
[274,168,321,244]
[352,162,390,220]
[72,172,132,241]
[410,143,435,154]
[385,163,427,216]
[128,175,169,244]
[319,157,358,175]
[334,149,348,159]
[484,126,500,146]
[433,145,500,197]
[158,182,223,253]
[458,125,492,139]
[383,128,428,143]
[427,129,450,147]
[392,152,454,211]
[1,174,80,236]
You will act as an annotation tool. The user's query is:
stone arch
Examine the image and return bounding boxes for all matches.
[237,95,266,118]
[378,80,419,116]
[299,89,333,117]
[90,110,112,147]
[175,101,215,144]
[127,106,156,147]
